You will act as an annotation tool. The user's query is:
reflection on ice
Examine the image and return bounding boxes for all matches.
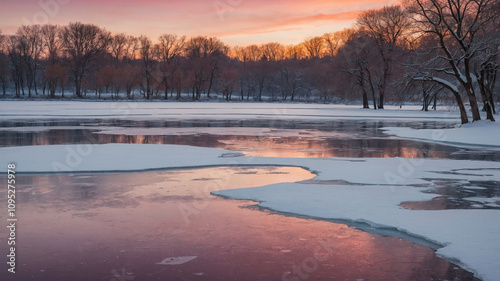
[1,119,499,160]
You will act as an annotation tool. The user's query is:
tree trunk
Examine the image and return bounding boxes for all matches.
[365,68,377,110]
[422,92,428,111]
[34,73,39,96]
[164,79,169,100]
[207,71,215,99]
[457,99,469,124]
[378,54,391,110]
[449,89,468,124]
[240,82,244,101]
[360,76,369,109]
[478,75,495,121]
[466,87,482,122]
[75,77,82,98]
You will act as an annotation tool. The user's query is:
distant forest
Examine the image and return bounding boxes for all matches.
[0,0,498,123]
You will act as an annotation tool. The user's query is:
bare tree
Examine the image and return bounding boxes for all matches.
[250,59,278,101]
[16,25,44,97]
[280,60,304,101]
[337,29,381,109]
[302,36,324,59]
[154,34,186,99]
[40,25,61,65]
[285,44,306,60]
[246,45,263,62]
[61,22,111,98]
[322,32,343,58]
[138,35,154,99]
[260,42,285,61]
[44,63,67,97]
[40,25,63,97]
[97,65,116,96]
[357,5,412,109]
[219,62,239,101]
[406,0,499,122]
[185,36,228,99]
[156,34,186,63]
[474,0,500,118]
[6,36,25,97]
[123,35,139,61]
[120,63,141,99]
[110,33,129,61]
[0,30,9,96]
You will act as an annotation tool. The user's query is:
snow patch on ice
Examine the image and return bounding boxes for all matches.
[383,120,500,148]
[155,256,197,265]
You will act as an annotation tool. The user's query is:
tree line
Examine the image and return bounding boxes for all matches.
[0,0,498,123]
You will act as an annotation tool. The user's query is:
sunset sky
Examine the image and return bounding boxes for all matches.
[1,0,396,46]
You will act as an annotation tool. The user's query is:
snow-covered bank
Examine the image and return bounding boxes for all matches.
[1,144,499,280]
[0,101,464,121]
[383,120,500,148]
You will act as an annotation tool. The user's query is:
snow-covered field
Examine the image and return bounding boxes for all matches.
[1,101,499,280]
[0,100,463,121]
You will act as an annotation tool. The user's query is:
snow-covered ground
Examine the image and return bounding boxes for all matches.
[0,101,464,121]
[1,143,499,280]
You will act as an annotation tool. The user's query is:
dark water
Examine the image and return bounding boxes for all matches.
[0,168,480,281]
[1,119,499,161]
[402,179,500,210]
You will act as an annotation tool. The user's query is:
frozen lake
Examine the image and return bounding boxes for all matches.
[0,101,498,280]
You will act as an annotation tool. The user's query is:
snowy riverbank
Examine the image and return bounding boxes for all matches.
[383,120,500,148]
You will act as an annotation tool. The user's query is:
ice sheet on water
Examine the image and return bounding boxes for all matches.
[382,120,500,148]
[220,152,245,158]
[156,256,197,265]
